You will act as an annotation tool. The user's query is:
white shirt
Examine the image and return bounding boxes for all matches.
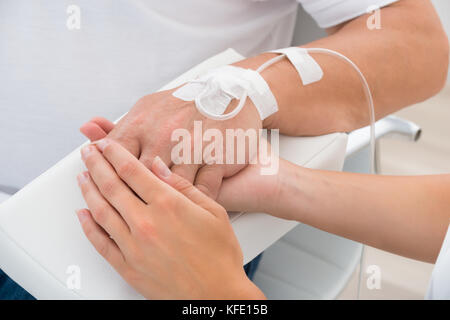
[0,0,397,191]
[426,225,450,299]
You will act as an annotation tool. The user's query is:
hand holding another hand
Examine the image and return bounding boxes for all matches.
[77,138,265,299]
[81,89,262,200]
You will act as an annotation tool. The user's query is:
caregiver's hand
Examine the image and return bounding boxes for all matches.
[80,88,262,200]
[76,138,265,299]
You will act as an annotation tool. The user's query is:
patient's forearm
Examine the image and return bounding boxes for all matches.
[271,160,450,263]
[234,0,448,135]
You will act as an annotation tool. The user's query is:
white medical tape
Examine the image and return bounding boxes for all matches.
[271,47,323,86]
[173,65,278,121]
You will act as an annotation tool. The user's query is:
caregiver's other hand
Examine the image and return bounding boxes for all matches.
[76,138,265,299]
[80,88,262,200]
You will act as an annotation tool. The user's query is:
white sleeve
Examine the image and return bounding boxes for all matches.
[297,0,399,28]
[426,224,450,300]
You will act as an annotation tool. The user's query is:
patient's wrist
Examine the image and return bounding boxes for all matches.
[190,51,299,131]
[232,53,294,129]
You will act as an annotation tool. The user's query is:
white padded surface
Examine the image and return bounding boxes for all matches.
[0,192,9,204]
[253,224,362,299]
[0,49,349,299]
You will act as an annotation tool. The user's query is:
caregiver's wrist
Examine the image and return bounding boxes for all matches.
[255,158,293,217]
[268,160,310,220]
[230,277,266,300]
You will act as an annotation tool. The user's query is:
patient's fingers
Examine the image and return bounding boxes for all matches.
[80,117,115,142]
[81,144,146,225]
[91,117,115,133]
[80,122,107,142]
[194,164,224,200]
[77,171,131,250]
[76,209,127,274]
[95,139,166,205]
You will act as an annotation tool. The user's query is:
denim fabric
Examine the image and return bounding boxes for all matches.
[0,254,262,300]
[0,269,35,300]
[244,253,263,281]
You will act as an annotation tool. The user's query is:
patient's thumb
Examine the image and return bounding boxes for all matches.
[193,165,224,201]
[80,117,115,142]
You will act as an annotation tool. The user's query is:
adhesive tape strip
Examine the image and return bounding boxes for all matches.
[242,69,278,120]
[271,47,323,86]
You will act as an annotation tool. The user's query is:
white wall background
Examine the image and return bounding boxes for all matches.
[433,0,450,36]
[432,0,450,81]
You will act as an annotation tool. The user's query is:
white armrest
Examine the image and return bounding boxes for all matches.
[0,191,10,204]
[346,115,421,157]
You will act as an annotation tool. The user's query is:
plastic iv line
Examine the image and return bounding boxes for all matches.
[258,47,376,175]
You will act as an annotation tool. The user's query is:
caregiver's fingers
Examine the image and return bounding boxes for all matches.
[77,171,131,250]
[139,147,172,172]
[170,164,199,183]
[152,157,228,220]
[76,209,127,274]
[81,144,145,224]
[95,139,166,205]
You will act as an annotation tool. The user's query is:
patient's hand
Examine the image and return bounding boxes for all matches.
[76,138,264,299]
[80,88,261,200]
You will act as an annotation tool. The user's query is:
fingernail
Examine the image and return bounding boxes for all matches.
[76,209,89,223]
[94,139,109,152]
[153,156,171,179]
[77,172,89,186]
[81,145,93,161]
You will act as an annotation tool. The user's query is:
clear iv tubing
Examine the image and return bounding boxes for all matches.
[195,48,376,174]
[258,48,376,174]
